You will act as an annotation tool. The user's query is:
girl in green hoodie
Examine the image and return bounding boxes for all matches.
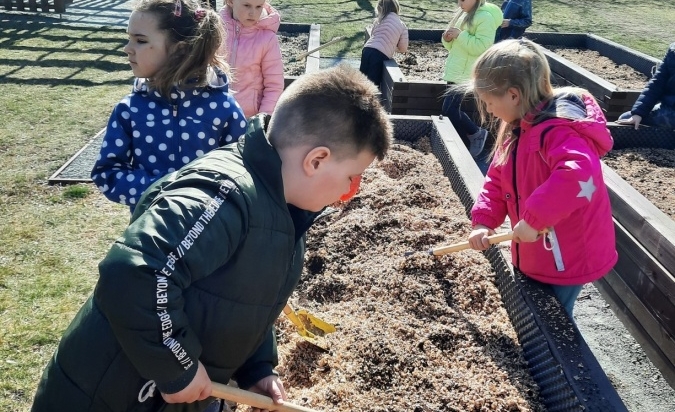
[440,0,502,158]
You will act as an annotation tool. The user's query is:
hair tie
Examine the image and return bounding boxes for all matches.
[173,0,182,17]
[194,7,206,21]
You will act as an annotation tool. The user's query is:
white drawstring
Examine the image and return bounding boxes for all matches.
[542,228,565,271]
[138,380,156,403]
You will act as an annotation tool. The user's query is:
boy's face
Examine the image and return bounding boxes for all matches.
[124,11,170,79]
[293,148,376,212]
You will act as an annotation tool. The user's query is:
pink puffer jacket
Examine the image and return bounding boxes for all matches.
[471,92,618,285]
[219,3,284,118]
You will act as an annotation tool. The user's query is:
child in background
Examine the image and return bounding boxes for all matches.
[91,0,247,213]
[360,0,409,87]
[494,0,532,42]
[219,0,285,119]
[466,39,617,318]
[441,0,502,158]
[616,42,675,130]
[31,64,392,412]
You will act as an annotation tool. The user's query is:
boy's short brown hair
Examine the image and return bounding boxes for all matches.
[268,64,392,161]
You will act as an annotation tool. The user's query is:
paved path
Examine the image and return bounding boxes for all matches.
[2,0,133,28]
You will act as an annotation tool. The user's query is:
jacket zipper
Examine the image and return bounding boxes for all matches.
[172,102,179,170]
[231,25,240,65]
[512,139,520,269]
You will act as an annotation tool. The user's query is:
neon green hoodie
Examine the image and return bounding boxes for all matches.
[441,2,503,83]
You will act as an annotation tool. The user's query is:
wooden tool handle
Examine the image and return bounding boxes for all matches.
[211,382,320,412]
[294,36,345,60]
[283,303,303,330]
[431,231,514,256]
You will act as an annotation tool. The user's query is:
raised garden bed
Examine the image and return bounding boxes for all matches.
[274,115,627,411]
[369,28,661,121]
[365,27,448,116]
[281,23,320,88]
[596,124,675,389]
[524,32,660,120]
[48,23,320,185]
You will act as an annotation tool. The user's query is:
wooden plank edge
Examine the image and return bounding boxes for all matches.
[602,162,675,272]
[48,128,105,185]
[613,221,675,347]
[304,24,321,74]
[595,275,675,391]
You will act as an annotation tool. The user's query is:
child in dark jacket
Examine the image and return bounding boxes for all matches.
[31,64,392,412]
[616,42,675,130]
[467,39,617,318]
[495,0,532,42]
[91,0,247,213]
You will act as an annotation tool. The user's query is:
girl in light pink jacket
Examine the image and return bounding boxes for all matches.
[219,0,284,118]
[360,0,409,86]
[467,39,618,318]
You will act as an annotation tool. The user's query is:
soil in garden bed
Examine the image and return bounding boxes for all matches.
[279,32,308,76]
[395,41,650,92]
[545,46,649,90]
[603,147,675,220]
[394,40,446,81]
[264,139,545,411]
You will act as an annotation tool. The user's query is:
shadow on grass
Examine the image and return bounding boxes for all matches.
[0,16,131,86]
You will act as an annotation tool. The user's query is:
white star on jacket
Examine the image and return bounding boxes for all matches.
[577,177,596,202]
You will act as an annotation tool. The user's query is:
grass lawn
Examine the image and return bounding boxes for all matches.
[1,1,674,411]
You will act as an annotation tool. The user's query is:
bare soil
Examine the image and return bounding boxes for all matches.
[395,40,650,91]
[279,32,309,76]
[268,139,544,411]
[546,46,649,90]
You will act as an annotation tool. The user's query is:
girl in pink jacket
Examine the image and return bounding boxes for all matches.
[219,0,284,118]
[467,38,618,317]
[360,0,409,86]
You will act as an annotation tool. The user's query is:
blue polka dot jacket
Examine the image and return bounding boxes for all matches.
[91,67,247,211]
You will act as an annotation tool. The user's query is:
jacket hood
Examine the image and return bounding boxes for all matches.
[523,92,613,157]
[132,66,230,97]
[478,2,504,28]
[221,3,281,33]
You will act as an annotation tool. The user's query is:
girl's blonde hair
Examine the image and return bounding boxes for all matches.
[471,38,554,164]
[134,0,229,99]
[375,0,400,23]
[448,0,485,30]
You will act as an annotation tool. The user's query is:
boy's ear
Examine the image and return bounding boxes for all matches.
[303,146,331,176]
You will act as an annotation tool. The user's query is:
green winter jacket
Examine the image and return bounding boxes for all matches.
[441,2,503,83]
[32,115,317,412]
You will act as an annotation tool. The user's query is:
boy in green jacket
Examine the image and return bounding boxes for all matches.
[31,64,392,412]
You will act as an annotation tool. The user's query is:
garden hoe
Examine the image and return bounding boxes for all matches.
[283,303,336,351]
[212,381,321,412]
[291,36,346,62]
[404,231,514,256]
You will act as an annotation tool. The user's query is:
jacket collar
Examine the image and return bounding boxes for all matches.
[238,114,286,207]
[239,114,320,240]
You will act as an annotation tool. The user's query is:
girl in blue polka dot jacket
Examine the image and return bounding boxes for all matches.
[91,0,247,211]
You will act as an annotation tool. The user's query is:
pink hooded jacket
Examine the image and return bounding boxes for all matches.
[471,92,618,285]
[219,3,284,118]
